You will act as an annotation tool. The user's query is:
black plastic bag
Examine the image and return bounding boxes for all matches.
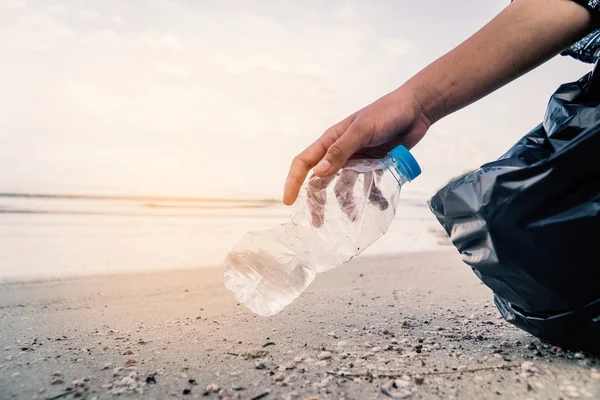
[429,61,600,354]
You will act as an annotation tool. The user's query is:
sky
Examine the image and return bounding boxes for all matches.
[0,0,593,199]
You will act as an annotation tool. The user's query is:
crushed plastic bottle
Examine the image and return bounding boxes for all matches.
[224,145,421,316]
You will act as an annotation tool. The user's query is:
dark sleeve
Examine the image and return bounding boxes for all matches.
[563,1,600,63]
[571,0,600,13]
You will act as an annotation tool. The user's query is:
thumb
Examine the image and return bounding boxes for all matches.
[313,123,365,177]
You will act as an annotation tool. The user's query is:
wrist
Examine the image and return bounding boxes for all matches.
[396,76,446,128]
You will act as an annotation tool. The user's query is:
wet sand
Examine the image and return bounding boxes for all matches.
[1,251,599,399]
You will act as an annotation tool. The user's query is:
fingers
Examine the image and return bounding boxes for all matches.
[283,141,328,206]
[334,169,359,222]
[283,115,355,205]
[368,170,389,211]
[307,174,334,228]
[314,121,368,177]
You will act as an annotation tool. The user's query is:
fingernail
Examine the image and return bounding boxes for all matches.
[314,159,331,175]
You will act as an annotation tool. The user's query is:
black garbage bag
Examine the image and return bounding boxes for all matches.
[429,61,600,354]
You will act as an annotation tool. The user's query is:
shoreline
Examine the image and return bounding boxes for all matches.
[0,249,452,285]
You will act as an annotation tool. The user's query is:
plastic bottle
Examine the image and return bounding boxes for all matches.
[223,145,421,316]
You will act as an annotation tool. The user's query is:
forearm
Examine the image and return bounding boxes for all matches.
[405,0,596,124]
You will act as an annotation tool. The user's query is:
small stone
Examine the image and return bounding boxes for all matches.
[124,358,137,366]
[123,349,134,355]
[562,385,580,398]
[51,378,64,385]
[315,360,328,367]
[414,376,425,385]
[118,376,136,389]
[101,363,111,370]
[3,346,10,351]
[521,361,540,377]
[363,342,373,348]
[293,356,303,363]
[574,352,584,359]
[182,388,191,395]
[285,361,296,370]
[390,339,399,345]
[11,372,20,378]
[72,379,86,387]
[372,347,382,353]
[145,375,157,384]
[317,351,331,360]
[382,329,390,335]
[336,341,348,347]
[206,383,219,392]
[274,373,286,382]
[255,361,267,370]
[327,331,336,337]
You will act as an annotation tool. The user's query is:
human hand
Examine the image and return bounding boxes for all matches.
[283,87,432,207]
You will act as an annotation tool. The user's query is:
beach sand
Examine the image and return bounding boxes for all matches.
[1,250,598,399]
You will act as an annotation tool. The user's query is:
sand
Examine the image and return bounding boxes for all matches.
[1,250,599,399]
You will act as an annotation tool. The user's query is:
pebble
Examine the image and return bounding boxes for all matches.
[327,331,336,337]
[182,388,191,395]
[51,378,64,385]
[561,385,580,398]
[72,379,86,387]
[206,383,220,392]
[317,351,332,360]
[118,376,136,389]
[315,360,328,367]
[521,361,540,377]
[255,362,267,370]
[11,372,20,378]
[274,373,286,382]
[293,356,303,363]
[123,349,134,355]
[124,358,137,366]
[284,361,296,370]
[372,347,382,353]
[336,341,348,347]
[3,346,10,351]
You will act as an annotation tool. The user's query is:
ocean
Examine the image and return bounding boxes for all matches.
[0,192,450,281]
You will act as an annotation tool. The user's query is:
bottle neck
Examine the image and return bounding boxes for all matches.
[380,155,410,186]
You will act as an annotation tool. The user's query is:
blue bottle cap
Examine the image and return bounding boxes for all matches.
[389,145,421,181]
